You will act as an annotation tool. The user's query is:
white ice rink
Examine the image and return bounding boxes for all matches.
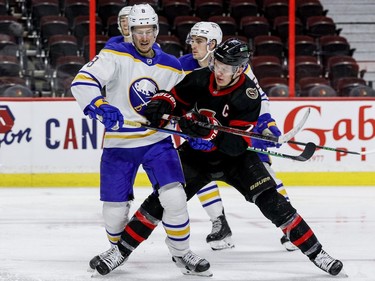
[0,186,374,281]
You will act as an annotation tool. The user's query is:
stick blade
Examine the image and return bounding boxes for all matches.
[294,142,316,161]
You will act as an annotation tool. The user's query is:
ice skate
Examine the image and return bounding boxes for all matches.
[311,249,343,276]
[172,250,212,277]
[206,214,235,250]
[89,245,116,270]
[94,245,128,275]
[280,234,298,251]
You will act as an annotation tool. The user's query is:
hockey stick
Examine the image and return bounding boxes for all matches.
[288,140,375,156]
[161,108,311,144]
[123,120,316,161]
[247,142,316,161]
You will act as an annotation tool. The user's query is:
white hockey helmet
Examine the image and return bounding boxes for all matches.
[128,4,159,36]
[186,21,223,46]
[117,6,132,35]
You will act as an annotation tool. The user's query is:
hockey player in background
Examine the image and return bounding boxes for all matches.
[70,4,212,277]
[110,5,133,43]
[179,21,297,251]
[91,38,344,277]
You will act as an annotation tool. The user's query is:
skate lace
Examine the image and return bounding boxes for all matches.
[314,250,334,270]
[183,251,203,266]
[99,246,116,259]
[210,218,222,234]
[102,246,125,269]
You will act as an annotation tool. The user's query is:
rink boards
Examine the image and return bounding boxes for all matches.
[1,98,375,186]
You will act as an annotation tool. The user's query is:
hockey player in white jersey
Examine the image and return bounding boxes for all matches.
[179,21,297,251]
[71,4,211,277]
[106,5,132,44]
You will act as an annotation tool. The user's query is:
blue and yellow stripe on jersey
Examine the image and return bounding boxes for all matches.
[163,219,190,241]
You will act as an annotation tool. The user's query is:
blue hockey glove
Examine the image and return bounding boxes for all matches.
[252,113,282,149]
[187,137,214,151]
[84,96,124,130]
[144,90,176,127]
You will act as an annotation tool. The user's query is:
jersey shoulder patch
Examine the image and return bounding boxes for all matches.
[245,87,259,99]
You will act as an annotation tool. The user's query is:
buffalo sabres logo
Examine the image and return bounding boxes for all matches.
[129,78,158,114]
[245,87,258,99]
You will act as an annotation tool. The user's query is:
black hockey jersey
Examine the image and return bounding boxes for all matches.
[171,67,261,157]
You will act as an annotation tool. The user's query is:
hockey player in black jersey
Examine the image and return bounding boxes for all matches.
[91,38,344,277]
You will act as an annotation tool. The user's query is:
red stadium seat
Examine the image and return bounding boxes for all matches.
[336,77,367,97]
[31,0,60,28]
[64,0,89,28]
[0,33,18,56]
[40,15,69,45]
[208,15,237,37]
[306,16,337,38]
[72,15,103,49]
[327,55,359,88]
[263,0,288,24]
[294,55,323,83]
[240,16,270,40]
[254,35,284,60]
[195,0,224,21]
[48,34,78,66]
[273,16,303,43]
[296,0,326,24]
[162,0,192,25]
[229,0,258,25]
[0,55,21,77]
[259,77,289,97]
[173,15,201,45]
[319,35,354,66]
[156,35,184,58]
[250,55,283,80]
[298,76,331,97]
[98,0,124,29]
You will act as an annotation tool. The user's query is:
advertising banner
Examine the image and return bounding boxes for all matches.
[1,98,374,186]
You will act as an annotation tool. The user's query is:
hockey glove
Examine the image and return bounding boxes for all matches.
[144,90,176,127]
[252,113,281,149]
[178,112,220,140]
[187,137,215,151]
[84,96,124,130]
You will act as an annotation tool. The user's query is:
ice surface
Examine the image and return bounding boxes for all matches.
[0,186,374,281]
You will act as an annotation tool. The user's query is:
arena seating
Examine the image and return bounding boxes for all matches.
[0,0,371,97]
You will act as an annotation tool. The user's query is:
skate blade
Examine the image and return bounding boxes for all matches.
[87,267,95,273]
[337,269,349,278]
[90,269,101,278]
[180,268,213,277]
[208,237,235,251]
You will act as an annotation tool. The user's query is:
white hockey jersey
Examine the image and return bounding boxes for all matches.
[243,64,270,116]
[71,42,185,148]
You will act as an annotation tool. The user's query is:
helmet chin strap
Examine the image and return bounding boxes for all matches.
[198,40,215,63]
[198,50,213,63]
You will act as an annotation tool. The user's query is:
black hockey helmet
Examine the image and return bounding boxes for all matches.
[213,38,250,67]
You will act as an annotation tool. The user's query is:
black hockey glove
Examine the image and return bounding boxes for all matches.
[179,112,220,140]
[144,90,176,127]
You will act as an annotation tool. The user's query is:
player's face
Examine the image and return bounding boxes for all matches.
[213,60,242,89]
[190,36,209,60]
[132,25,156,56]
[119,16,129,36]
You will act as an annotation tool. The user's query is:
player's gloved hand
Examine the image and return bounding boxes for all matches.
[84,96,124,130]
[187,137,214,151]
[178,112,219,140]
[144,90,176,127]
[252,113,281,149]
